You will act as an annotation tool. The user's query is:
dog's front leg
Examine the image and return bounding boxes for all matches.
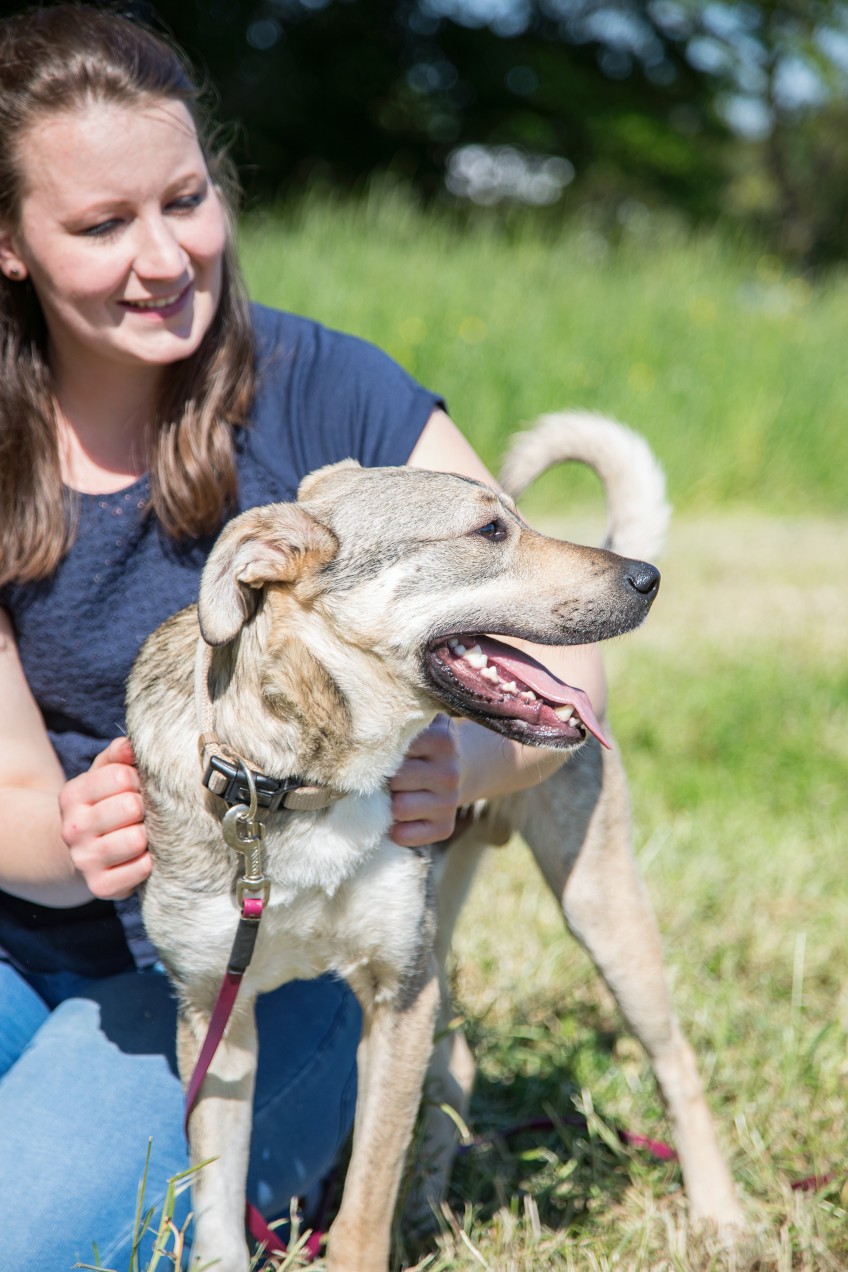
[402,835,486,1230]
[327,958,440,1272]
[178,999,258,1272]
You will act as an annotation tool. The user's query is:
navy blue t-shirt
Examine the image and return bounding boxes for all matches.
[0,303,443,975]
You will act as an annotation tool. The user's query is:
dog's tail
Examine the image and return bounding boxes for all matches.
[499,410,670,561]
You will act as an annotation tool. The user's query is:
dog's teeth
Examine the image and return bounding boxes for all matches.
[448,638,460,649]
[453,643,467,656]
[464,646,488,670]
[480,665,500,682]
[554,705,575,722]
[502,680,518,693]
[520,689,536,702]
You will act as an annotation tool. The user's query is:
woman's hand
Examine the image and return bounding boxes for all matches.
[389,716,461,847]
[59,736,151,900]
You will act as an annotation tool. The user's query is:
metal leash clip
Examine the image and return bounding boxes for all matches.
[220,764,271,909]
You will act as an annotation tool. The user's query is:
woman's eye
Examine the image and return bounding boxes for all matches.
[168,190,205,214]
[475,519,506,541]
[80,219,122,238]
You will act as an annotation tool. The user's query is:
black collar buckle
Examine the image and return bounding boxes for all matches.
[202,754,304,812]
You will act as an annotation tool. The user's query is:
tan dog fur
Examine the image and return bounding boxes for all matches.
[126,413,742,1271]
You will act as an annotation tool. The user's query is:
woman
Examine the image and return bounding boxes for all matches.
[0,5,605,1266]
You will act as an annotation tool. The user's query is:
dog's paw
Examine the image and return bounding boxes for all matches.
[690,1203,755,1254]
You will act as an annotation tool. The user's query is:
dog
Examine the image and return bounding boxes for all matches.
[126,412,743,1272]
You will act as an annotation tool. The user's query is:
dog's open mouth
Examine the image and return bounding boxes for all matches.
[425,634,610,750]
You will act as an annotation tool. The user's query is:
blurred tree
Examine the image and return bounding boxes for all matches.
[112,0,734,220]
[681,0,848,263]
[2,0,846,258]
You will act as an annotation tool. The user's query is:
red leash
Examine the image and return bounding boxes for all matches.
[457,1113,838,1195]
[183,900,263,1138]
[456,1112,678,1162]
[188,649,344,1262]
[183,892,297,1262]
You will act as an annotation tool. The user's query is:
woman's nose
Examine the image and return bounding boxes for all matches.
[133,216,188,278]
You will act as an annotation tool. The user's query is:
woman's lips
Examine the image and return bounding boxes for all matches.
[120,282,192,319]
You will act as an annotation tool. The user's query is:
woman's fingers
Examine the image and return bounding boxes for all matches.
[59,737,149,900]
[389,717,461,847]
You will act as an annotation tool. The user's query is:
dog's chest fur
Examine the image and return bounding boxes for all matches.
[143,823,434,1010]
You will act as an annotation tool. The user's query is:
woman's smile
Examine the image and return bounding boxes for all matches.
[119,281,194,318]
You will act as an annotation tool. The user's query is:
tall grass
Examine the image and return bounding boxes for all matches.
[239,187,848,516]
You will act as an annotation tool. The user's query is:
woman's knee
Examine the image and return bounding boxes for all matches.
[0,981,188,1267]
[0,968,363,1263]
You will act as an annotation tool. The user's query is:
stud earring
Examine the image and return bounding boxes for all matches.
[7,266,22,278]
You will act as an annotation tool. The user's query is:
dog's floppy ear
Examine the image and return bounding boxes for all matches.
[198,503,338,646]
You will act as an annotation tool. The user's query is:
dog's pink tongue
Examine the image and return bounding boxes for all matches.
[479,637,611,749]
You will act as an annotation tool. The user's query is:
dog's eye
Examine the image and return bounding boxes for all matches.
[475,518,507,542]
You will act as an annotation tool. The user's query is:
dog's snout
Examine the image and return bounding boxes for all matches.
[624,561,661,601]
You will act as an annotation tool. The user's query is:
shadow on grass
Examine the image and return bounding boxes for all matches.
[438,1012,679,1238]
[449,1081,628,1233]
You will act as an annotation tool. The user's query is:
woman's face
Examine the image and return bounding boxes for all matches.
[0,97,227,381]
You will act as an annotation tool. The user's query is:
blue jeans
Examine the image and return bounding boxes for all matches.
[0,960,361,1270]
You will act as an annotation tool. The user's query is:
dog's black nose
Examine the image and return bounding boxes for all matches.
[625,561,661,601]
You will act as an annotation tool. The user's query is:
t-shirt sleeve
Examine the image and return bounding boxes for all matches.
[248,305,445,488]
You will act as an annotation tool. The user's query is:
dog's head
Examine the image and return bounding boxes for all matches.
[197,461,659,754]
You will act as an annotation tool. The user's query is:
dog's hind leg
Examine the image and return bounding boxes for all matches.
[179,999,258,1272]
[519,739,745,1237]
[327,959,440,1272]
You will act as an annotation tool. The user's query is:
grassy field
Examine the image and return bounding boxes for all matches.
[133,199,846,1271]
[239,187,848,516]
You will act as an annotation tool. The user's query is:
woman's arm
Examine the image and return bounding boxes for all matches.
[0,608,149,906]
[389,409,608,846]
[0,607,89,905]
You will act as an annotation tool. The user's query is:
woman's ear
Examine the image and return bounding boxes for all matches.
[0,231,27,282]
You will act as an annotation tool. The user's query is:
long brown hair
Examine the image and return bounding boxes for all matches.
[0,4,256,586]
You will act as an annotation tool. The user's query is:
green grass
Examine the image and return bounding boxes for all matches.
[111,200,847,1269]
[239,186,848,516]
